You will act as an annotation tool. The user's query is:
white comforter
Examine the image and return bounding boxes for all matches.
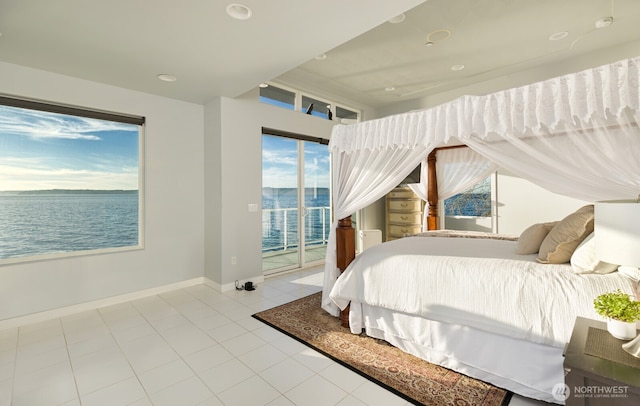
[329,236,638,347]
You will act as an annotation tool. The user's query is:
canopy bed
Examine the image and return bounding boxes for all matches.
[322,56,640,404]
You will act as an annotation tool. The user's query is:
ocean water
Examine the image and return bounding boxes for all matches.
[0,191,138,260]
[262,187,331,252]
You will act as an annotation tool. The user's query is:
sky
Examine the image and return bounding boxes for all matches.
[0,105,139,191]
[262,135,330,189]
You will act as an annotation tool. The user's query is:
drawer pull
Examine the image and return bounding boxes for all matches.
[400,203,408,207]
[401,216,409,220]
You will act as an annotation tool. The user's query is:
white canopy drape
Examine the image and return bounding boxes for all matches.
[409,148,499,230]
[322,56,640,315]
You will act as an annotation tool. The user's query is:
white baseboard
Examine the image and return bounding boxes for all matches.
[0,277,205,331]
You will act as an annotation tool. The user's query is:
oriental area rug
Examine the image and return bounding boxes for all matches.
[253,292,511,406]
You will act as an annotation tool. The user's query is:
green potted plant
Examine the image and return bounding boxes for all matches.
[594,289,640,340]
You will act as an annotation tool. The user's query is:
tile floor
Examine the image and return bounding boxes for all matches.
[0,267,546,406]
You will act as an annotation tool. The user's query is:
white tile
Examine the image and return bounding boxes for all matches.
[183,344,235,373]
[292,347,333,373]
[66,334,118,360]
[235,315,265,331]
[128,398,153,406]
[0,328,18,352]
[350,380,407,406]
[148,312,191,332]
[11,361,77,406]
[217,375,280,406]
[110,322,157,344]
[64,323,112,346]
[196,396,224,406]
[259,358,314,393]
[138,359,194,394]
[199,358,255,394]
[191,313,233,331]
[175,301,219,321]
[206,322,248,343]
[80,376,147,406]
[159,323,217,357]
[102,311,149,333]
[266,396,295,406]
[220,331,266,356]
[237,344,288,373]
[284,374,348,406]
[118,333,179,373]
[319,363,367,393]
[72,352,135,396]
[16,332,66,356]
[0,378,13,406]
[0,361,14,382]
[268,334,308,356]
[58,399,81,406]
[132,297,180,322]
[14,344,69,374]
[149,376,214,406]
[336,395,368,406]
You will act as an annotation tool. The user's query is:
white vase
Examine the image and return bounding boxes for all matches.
[607,319,638,340]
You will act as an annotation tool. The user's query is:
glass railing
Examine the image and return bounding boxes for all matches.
[261,206,331,253]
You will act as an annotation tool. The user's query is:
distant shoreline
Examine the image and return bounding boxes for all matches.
[0,189,138,195]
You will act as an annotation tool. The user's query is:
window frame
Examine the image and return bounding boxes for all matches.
[259,83,361,123]
[0,94,146,265]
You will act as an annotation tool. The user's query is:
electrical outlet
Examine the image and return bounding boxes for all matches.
[231,256,237,265]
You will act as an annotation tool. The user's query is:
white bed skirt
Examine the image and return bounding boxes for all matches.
[352,302,565,404]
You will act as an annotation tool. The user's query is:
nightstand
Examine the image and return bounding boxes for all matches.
[563,317,640,405]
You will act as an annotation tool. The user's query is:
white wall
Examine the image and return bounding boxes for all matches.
[204,89,336,289]
[495,169,590,235]
[0,62,206,321]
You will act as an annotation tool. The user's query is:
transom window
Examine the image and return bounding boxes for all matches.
[259,83,360,123]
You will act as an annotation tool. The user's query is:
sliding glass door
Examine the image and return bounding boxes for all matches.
[262,133,330,274]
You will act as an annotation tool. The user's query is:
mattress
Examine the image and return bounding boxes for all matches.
[330,236,637,347]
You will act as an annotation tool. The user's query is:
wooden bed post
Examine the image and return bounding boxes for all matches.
[336,216,355,328]
[427,150,439,230]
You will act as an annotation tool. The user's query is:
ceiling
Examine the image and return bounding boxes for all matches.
[276,0,640,109]
[0,0,423,105]
[1,0,639,111]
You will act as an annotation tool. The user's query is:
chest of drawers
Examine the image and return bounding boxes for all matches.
[385,186,424,241]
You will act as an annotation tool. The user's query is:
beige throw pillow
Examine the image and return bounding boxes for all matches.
[516,222,558,254]
[570,232,619,274]
[537,205,594,264]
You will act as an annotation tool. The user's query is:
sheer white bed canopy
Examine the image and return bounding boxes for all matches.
[322,55,640,316]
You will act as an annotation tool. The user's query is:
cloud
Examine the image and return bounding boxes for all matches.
[262,149,297,166]
[0,158,138,191]
[0,106,135,141]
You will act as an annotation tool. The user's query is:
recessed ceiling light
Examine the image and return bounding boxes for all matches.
[595,17,613,29]
[157,74,177,82]
[388,14,405,24]
[549,31,569,41]
[314,53,327,61]
[226,3,252,20]
[425,41,434,47]
[259,83,269,88]
[450,64,465,71]
[426,29,452,43]
[385,87,396,92]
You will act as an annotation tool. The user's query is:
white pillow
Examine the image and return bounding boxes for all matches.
[516,222,557,255]
[570,233,619,274]
[538,205,594,264]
